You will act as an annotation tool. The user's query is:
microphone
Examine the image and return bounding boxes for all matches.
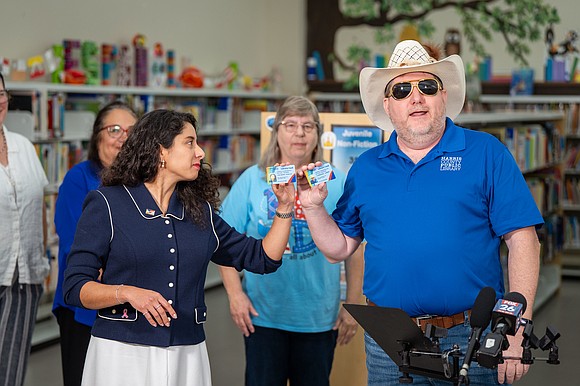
[477,292,527,369]
[490,292,527,336]
[458,287,496,383]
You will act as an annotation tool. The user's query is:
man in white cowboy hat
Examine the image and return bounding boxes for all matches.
[297,40,542,385]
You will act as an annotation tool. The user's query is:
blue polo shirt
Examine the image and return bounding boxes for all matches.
[332,118,543,317]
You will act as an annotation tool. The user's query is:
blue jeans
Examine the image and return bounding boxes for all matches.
[365,323,504,385]
[244,325,338,386]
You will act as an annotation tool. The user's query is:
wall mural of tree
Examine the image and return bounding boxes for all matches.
[307,0,560,90]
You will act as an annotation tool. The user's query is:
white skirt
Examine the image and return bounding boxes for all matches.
[81,336,212,386]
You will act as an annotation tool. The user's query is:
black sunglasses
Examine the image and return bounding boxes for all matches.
[386,78,442,100]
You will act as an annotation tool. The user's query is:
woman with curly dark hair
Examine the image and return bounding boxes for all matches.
[52,100,137,386]
[63,109,295,386]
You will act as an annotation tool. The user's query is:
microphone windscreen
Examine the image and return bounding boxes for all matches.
[503,291,527,314]
[470,287,496,328]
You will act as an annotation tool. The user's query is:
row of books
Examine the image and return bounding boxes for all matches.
[34,134,258,187]
[11,89,280,138]
[527,175,560,214]
[563,215,580,249]
[10,90,100,139]
[563,144,580,169]
[47,93,65,135]
[538,214,562,264]
[526,175,562,262]
[492,102,579,136]
[500,124,560,171]
[35,141,87,185]
[564,103,580,135]
[314,100,365,114]
[199,134,259,172]
[150,96,276,132]
[44,194,59,294]
[563,177,580,206]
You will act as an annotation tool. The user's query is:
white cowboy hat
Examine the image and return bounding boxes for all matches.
[359,40,466,132]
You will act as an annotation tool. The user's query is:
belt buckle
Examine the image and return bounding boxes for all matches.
[414,314,434,328]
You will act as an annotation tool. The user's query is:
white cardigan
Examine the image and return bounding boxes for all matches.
[0,125,49,286]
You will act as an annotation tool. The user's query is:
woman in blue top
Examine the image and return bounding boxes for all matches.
[219,96,364,386]
[52,101,137,386]
[63,110,294,386]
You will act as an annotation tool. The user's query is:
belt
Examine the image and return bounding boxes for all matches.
[366,300,470,332]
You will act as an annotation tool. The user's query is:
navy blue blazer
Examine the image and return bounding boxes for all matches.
[64,183,281,347]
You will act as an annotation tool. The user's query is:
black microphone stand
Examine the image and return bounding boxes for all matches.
[521,320,538,364]
[343,304,562,386]
[397,324,464,385]
[500,322,561,366]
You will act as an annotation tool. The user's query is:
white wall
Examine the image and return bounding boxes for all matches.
[1,0,306,94]
[423,3,577,79]
[334,1,577,83]
[0,0,576,94]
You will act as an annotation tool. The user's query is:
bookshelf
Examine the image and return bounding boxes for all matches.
[459,111,563,310]
[480,94,580,278]
[6,81,288,194]
[308,91,362,113]
[6,82,287,133]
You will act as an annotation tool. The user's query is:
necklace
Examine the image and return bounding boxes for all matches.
[151,194,166,215]
[0,130,15,193]
[144,182,171,216]
[0,129,8,166]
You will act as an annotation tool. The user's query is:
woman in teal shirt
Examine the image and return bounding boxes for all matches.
[218,96,363,386]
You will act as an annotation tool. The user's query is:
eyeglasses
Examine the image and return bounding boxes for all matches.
[102,124,132,139]
[0,90,11,103]
[280,121,318,134]
[386,78,442,100]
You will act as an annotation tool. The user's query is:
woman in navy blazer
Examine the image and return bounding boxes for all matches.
[52,100,137,386]
[64,109,294,386]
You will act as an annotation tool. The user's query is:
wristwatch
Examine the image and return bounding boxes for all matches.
[275,210,293,219]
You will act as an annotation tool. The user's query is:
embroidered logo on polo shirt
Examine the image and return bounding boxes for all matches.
[145,209,156,215]
[440,156,462,171]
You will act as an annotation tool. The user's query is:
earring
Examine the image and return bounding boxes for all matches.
[160,159,166,169]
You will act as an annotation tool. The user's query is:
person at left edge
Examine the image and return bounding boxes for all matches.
[63,109,294,386]
[0,72,49,386]
[52,101,138,386]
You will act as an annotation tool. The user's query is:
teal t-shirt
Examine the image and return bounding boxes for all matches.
[221,165,345,332]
